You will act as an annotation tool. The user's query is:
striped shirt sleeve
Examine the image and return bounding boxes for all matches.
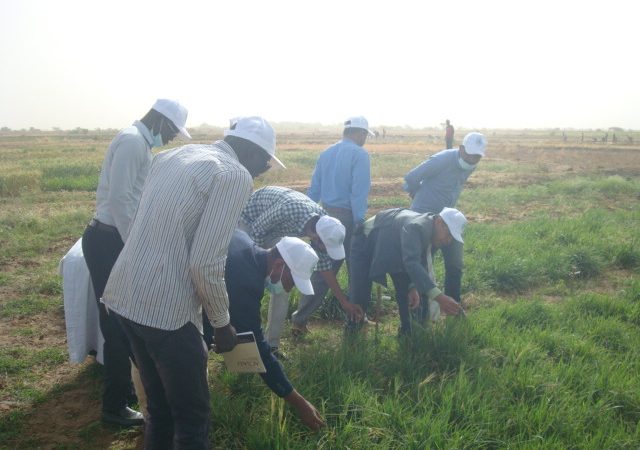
[190,168,253,328]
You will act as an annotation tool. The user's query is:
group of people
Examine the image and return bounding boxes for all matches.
[79,99,486,448]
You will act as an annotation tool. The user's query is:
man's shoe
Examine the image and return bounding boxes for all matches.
[102,406,144,427]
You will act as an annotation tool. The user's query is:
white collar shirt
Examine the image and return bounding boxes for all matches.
[94,120,154,241]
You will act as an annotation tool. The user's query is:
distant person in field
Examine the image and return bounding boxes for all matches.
[102,116,282,448]
[239,186,363,357]
[348,207,467,335]
[403,132,487,305]
[445,119,455,149]
[203,231,326,430]
[82,98,190,427]
[293,117,373,334]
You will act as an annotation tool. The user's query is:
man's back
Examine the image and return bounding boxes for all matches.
[308,139,370,223]
[103,142,252,331]
[404,148,473,214]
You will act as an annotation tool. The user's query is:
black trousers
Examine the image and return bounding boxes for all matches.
[117,316,211,450]
[82,222,135,412]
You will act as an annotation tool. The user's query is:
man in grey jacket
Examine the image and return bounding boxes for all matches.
[348,207,467,335]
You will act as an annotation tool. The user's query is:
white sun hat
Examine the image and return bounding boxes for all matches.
[275,237,319,295]
[439,207,467,243]
[151,99,191,139]
[315,216,346,260]
[344,116,375,136]
[462,132,487,156]
[224,116,285,169]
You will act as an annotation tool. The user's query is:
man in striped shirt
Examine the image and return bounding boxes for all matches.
[102,116,283,449]
[240,186,364,354]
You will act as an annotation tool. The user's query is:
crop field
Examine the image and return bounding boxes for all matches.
[1,127,639,449]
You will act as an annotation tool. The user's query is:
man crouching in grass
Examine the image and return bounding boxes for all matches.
[347,207,467,336]
[204,230,326,430]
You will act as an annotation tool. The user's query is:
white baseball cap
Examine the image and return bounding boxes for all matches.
[275,237,319,295]
[344,116,375,136]
[316,215,346,260]
[224,116,285,169]
[439,207,467,243]
[462,132,487,156]
[151,99,191,139]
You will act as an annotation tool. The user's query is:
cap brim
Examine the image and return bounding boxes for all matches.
[326,244,345,260]
[452,231,464,244]
[292,274,314,295]
[179,127,192,140]
[270,153,286,169]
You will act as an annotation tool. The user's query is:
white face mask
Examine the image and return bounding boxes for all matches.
[458,157,476,171]
[151,117,165,148]
[264,268,286,295]
[152,133,164,148]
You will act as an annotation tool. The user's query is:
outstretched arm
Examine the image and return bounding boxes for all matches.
[319,270,364,322]
[284,389,326,431]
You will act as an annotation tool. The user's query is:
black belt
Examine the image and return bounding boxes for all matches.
[88,218,118,234]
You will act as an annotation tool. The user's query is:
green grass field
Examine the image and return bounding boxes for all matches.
[0,127,638,449]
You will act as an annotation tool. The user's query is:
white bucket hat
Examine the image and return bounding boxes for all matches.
[439,207,467,243]
[151,99,191,139]
[224,116,285,168]
[462,132,487,156]
[344,116,375,136]
[275,237,319,295]
[316,216,346,260]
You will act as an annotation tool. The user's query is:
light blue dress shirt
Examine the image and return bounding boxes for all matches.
[307,138,370,223]
[404,148,474,214]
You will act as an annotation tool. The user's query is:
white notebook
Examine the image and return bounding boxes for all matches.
[222,331,266,373]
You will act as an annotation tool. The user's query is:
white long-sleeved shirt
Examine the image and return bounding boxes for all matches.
[94,121,153,241]
[102,141,253,331]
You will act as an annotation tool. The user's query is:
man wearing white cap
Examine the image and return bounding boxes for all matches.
[82,98,189,426]
[102,116,281,448]
[203,230,325,430]
[403,132,487,304]
[348,207,467,335]
[304,117,373,329]
[239,186,363,355]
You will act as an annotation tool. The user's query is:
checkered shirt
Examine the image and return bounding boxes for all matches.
[241,186,333,271]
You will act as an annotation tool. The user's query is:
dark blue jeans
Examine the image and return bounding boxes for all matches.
[82,223,135,412]
[117,316,211,450]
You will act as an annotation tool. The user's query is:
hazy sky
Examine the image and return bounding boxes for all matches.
[1,0,638,130]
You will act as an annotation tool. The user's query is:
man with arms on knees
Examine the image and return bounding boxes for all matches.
[403,132,487,304]
[349,207,467,335]
[82,98,190,426]
[102,117,282,448]
[292,116,372,333]
[205,231,326,430]
[240,186,363,355]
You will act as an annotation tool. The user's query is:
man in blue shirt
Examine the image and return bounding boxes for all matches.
[403,132,487,303]
[204,230,326,430]
[292,117,372,333]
